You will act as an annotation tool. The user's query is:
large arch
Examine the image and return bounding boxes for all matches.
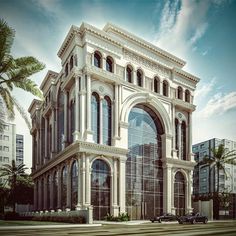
[126,104,164,220]
[120,93,172,136]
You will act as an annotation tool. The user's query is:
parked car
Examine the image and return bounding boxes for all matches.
[150,213,179,223]
[178,212,208,224]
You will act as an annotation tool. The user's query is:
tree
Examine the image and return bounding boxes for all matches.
[0,18,45,131]
[0,160,28,212]
[201,144,236,219]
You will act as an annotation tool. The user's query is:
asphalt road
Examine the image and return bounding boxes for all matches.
[0,221,236,236]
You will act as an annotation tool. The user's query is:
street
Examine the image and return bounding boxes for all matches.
[0,221,236,236]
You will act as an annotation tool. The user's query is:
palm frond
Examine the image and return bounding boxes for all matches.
[0,86,14,118]
[0,19,15,66]
[12,96,31,130]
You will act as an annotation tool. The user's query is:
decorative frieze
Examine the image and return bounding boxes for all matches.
[123,49,170,77]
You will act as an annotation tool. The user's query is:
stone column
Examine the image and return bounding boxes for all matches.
[85,155,91,206]
[132,70,136,85]
[38,179,42,210]
[50,173,54,210]
[44,117,48,161]
[119,156,127,213]
[85,74,93,142]
[163,165,172,214]
[113,85,119,143]
[66,163,71,210]
[99,97,103,144]
[73,76,80,141]
[63,91,68,147]
[188,113,194,161]
[103,57,106,70]
[160,81,163,95]
[57,168,62,210]
[81,153,86,207]
[172,107,178,159]
[178,122,182,159]
[76,155,82,210]
[161,134,172,159]
[34,182,37,211]
[187,171,193,213]
[79,75,86,140]
[51,109,56,153]
[112,158,119,216]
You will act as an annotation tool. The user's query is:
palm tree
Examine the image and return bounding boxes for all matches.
[0,160,28,212]
[200,144,236,219]
[0,18,45,131]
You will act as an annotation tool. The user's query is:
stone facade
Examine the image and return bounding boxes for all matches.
[28,22,199,220]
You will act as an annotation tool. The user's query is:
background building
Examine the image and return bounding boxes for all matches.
[29,22,199,221]
[193,138,236,195]
[0,123,25,185]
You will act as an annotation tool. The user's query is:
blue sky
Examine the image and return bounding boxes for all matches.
[0,0,236,152]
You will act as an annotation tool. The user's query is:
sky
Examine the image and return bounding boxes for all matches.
[0,0,236,169]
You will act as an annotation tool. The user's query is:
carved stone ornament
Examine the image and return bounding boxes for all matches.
[123,49,170,77]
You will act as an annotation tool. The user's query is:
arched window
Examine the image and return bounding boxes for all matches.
[174,172,186,216]
[69,100,75,144]
[154,77,160,93]
[102,96,112,146]
[163,80,168,97]
[61,166,67,210]
[94,51,102,68]
[137,69,142,87]
[126,65,133,83]
[91,159,110,220]
[70,55,73,71]
[106,56,113,73]
[46,175,50,210]
[181,121,187,160]
[91,92,100,143]
[71,160,78,210]
[127,105,164,219]
[185,90,190,103]
[53,171,58,209]
[177,86,183,99]
[175,119,179,151]
[65,63,68,77]
[57,89,64,152]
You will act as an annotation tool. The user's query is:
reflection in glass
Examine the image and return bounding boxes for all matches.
[102,96,112,146]
[94,52,101,68]
[174,172,186,216]
[91,159,110,220]
[61,166,67,210]
[126,66,132,83]
[71,161,78,210]
[126,105,164,220]
[91,93,100,143]
[106,57,113,72]
[53,171,58,209]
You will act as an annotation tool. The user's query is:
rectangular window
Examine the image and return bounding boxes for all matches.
[4,125,9,130]
[3,146,9,152]
[0,156,2,162]
[0,135,2,140]
[200,144,204,149]
[3,157,9,163]
[4,135,9,141]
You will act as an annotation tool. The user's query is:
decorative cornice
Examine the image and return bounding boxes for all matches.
[103,23,186,68]
[162,157,196,170]
[173,98,196,112]
[31,141,128,179]
[123,49,171,77]
[40,70,58,92]
[173,67,200,84]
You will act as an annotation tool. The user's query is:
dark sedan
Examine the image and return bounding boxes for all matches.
[178,212,208,224]
[150,213,179,223]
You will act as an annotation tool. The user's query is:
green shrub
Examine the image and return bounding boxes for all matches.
[32,215,85,224]
[105,212,130,222]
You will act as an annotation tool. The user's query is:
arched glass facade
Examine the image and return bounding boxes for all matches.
[106,57,113,72]
[102,96,112,146]
[154,77,160,93]
[91,93,100,143]
[61,166,67,210]
[53,171,58,209]
[57,89,64,152]
[94,52,102,68]
[174,172,186,216]
[126,66,132,83]
[91,159,111,220]
[137,70,142,87]
[126,105,164,220]
[71,160,78,210]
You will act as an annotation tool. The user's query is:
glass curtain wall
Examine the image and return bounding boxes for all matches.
[126,105,164,220]
[91,159,111,220]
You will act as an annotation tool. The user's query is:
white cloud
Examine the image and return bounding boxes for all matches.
[197,91,236,118]
[194,78,216,101]
[155,0,211,59]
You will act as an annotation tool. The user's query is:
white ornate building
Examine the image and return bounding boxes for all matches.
[28,23,199,220]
